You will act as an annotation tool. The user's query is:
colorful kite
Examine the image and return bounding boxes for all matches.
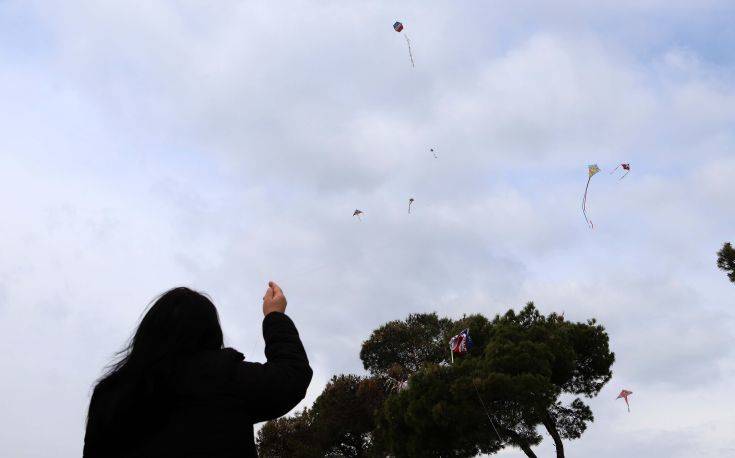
[610,163,631,180]
[408,198,415,214]
[582,164,600,229]
[616,389,633,412]
[449,328,473,363]
[353,209,364,221]
[393,21,414,67]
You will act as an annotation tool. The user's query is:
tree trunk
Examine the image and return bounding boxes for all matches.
[500,428,538,458]
[541,411,565,458]
[517,441,538,458]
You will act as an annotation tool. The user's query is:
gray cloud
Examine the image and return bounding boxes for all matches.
[1,1,733,457]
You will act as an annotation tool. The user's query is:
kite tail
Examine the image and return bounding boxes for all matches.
[405,35,415,67]
[471,378,503,442]
[619,171,629,180]
[582,176,594,229]
[610,165,620,175]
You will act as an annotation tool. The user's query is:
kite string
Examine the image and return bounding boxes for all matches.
[405,35,415,67]
[471,377,503,442]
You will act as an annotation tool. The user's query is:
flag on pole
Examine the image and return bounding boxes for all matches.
[449,329,473,363]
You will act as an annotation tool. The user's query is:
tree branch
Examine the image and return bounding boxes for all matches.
[541,411,565,458]
[499,428,538,458]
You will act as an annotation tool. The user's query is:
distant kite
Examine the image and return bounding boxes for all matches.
[431,148,437,158]
[582,164,600,229]
[610,163,631,180]
[616,389,633,412]
[393,21,414,67]
[408,198,415,214]
[353,209,364,221]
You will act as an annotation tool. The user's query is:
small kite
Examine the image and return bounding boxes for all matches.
[582,164,600,229]
[449,328,473,363]
[393,21,414,67]
[353,209,364,221]
[408,198,415,214]
[616,389,633,412]
[430,148,437,158]
[610,163,631,180]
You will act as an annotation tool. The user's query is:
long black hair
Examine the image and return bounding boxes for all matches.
[86,287,224,449]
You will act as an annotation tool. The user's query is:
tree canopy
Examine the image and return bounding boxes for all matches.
[360,312,454,378]
[717,242,735,283]
[258,304,614,458]
[257,375,391,457]
[373,304,613,458]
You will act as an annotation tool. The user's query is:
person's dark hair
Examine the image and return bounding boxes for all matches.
[87,287,224,447]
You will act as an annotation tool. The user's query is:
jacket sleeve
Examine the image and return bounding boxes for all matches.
[230,312,313,423]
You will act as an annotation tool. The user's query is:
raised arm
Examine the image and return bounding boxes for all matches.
[230,282,313,423]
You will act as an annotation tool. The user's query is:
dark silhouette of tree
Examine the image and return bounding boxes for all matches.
[256,408,319,458]
[717,242,735,283]
[372,304,613,458]
[257,375,391,457]
[360,312,454,377]
[258,305,614,458]
[311,375,392,456]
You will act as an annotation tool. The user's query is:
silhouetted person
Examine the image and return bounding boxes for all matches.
[83,281,312,457]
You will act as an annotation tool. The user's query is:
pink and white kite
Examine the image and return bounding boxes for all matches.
[616,389,633,412]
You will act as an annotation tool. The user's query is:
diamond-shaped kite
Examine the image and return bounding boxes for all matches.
[616,389,633,412]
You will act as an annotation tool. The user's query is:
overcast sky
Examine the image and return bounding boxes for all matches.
[1,1,734,457]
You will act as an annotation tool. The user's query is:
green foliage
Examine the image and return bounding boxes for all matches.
[550,399,594,440]
[257,408,320,458]
[257,375,392,458]
[374,303,614,457]
[259,304,615,458]
[376,360,549,457]
[312,374,392,456]
[360,313,454,376]
[717,242,735,283]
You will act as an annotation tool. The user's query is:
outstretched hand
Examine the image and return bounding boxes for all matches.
[262,281,287,316]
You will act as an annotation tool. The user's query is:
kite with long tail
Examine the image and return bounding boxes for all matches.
[408,198,414,214]
[616,389,633,412]
[610,163,631,180]
[393,21,414,67]
[582,164,600,229]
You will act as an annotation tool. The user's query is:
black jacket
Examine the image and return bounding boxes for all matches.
[84,312,312,457]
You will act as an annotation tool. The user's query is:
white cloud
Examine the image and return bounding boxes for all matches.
[1,1,733,456]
